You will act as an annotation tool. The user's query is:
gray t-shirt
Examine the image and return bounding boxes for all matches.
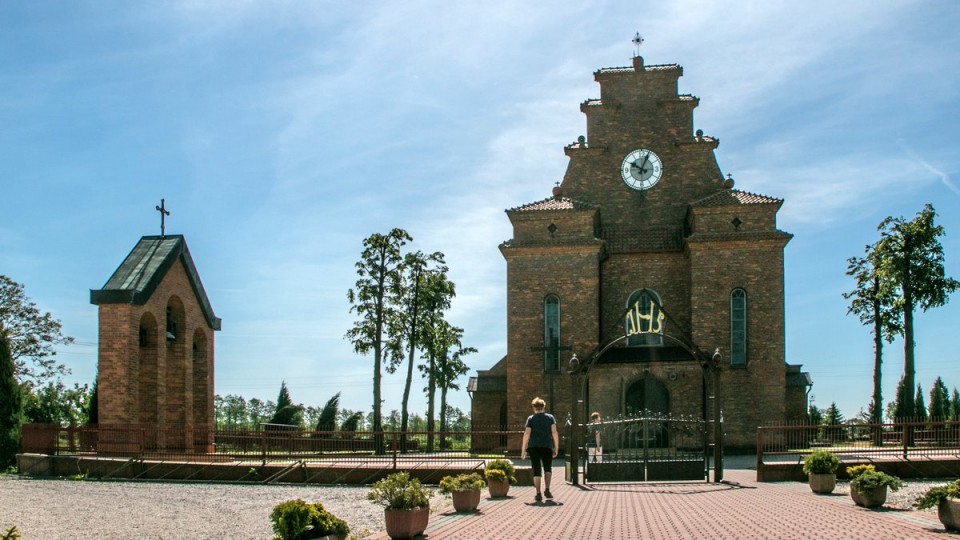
[524,412,556,450]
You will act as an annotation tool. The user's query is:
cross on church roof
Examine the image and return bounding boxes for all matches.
[632,32,644,56]
[155,198,170,238]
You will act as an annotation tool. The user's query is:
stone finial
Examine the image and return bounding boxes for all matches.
[633,55,644,70]
[723,173,735,189]
[552,182,563,198]
[695,129,703,141]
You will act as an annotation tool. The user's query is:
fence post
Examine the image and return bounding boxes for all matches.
[756,427,764,480]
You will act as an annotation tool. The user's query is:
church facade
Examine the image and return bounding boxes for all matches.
[469,53,811,451]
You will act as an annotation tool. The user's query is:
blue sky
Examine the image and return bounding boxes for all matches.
[2,1,959,422]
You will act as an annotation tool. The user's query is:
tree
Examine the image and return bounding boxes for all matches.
[874,204,959,419]
[928,377,950,421]
[407,265,455,451]
[420,321,474,450]
[914,384,927,421]
[85,375,98,425]
[314,392,340,433]
[0,275,75,388]
[391,250,447,451]
[822,402,845,441]
[951,389,960,423]
[267,381,303,429]
[339,412,364,434]
[22,382,90,426]
[0,328,21,469]
[891,376,911,421]
[844,241,900,444]
[345,228,410,454]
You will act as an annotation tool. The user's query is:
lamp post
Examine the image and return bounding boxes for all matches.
[568,353,580,486]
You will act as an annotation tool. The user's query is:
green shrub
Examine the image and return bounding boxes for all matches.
[270,499,349,540]
[2,526,20,540]
[851,470,902,495]
[484,459,517,485]
[802,450,840,475]
[915,479,960,510]
[845,464,875,479]
[368,472,431,510]
[439,473,485,494]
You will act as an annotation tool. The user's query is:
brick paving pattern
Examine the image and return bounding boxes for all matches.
[364,470,951,539]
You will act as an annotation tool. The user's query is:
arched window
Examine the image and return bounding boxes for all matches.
[731,288,747,366]
[625,289,663,346]
[544,295,560,372]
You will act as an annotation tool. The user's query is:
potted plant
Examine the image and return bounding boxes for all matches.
[484,459,517,498]
[849,469,902,508]
[269,499,350,540]
[439,472,485,513]
[802,449,840,494]
[368,472,432,540]
[914,478,960,531]
[845,464,875,505]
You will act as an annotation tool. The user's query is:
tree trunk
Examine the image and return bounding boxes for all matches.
[902,243,915,446]
[426,352,436,452]
[871,278,883,447]
[400,270,421,454]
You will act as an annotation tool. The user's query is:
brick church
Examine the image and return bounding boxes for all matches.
[469,51,811,451]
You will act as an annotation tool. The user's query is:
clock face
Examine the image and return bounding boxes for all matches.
[620,149,663,190]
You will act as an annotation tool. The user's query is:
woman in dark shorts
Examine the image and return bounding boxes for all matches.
[520,397,559,502]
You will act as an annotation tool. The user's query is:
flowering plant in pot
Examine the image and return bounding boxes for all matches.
[439,473,485,513]
[270,499,350,540]
[368,472,432,540]
[802,449,840,494]
[849,470,902,508]
[484,459,517,498]
[914,478,960,532]
[845,464,875,505]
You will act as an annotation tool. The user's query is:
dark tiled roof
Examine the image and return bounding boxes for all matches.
[90,235,221,330]
[507,197,597,213]
[691,189,783,207]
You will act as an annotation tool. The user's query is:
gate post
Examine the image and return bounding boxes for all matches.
[712,349,723,482]
[568,357,580,486]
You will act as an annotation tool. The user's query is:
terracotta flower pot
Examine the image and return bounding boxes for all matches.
[808,473,836,494]
[938,499,960,532]
[487,478,510,498]
[384,507,429,540]
[855,485,887,508]
[451,489,481,512]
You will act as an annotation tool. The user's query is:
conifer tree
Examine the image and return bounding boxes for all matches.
[914,384,927,420]
[928,377,950,420]
[0,328,21,469]
[267,381,303,429]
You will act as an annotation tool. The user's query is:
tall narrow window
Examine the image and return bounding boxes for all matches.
[625,289,663,346]
[731,288,747,366]
[544,295,560,372]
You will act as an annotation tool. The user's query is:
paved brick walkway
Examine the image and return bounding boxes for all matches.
[364,469,950,539]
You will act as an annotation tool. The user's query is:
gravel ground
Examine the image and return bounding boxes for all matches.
[0,475,450,540]
[0,474,946,539]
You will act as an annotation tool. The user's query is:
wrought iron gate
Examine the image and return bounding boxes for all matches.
[576,413,709,482]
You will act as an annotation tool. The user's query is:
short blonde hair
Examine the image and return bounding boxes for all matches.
[591,412,601,421]
[531,397,546,411]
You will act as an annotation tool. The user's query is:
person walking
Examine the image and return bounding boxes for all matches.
[588,411,603,463]
[520,397,559,502]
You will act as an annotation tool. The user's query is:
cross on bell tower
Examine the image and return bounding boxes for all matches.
[156,198,170,238]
